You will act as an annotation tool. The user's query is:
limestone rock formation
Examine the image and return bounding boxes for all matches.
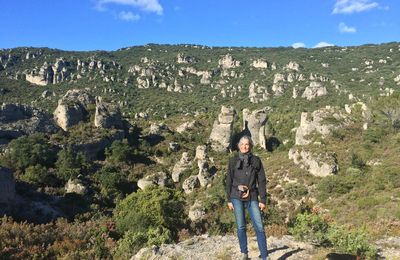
[195,145,208,161]
[0,167,15,204]
[0,103,59,144]
[137,172,168,190]
[182,175,199,194]
[252,59,268,69]
[209,106,235,152]
[53,89,95,131]
[26,62,54,86]
[65,179,87,195]
[172,152,192,182]
[94,96,123,129]
[218,54,241,69]
[242,107,269,149]
[288,148,338,177]
[177,53,195,64]
[248,81,269,103]
[301,81,327,100]
[294,107,349,145]
[284,61,300,71]
[176,120,196,133]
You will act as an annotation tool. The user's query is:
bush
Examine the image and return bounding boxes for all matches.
[0,134,55,171]
[55,146,89,181]
[105,139,135,165]
[289,212,331,246]
[113,187,186,255]
[20,164,52,186]
[93,165,133,201]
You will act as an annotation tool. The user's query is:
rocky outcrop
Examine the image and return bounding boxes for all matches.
[182,175,199,194]
[53,89,95,131]
[172,152,192,183]
[176,120,196,134]
[94,97,123,129]
[0,103,59,144]
[65,179,87,195]
[26,62,54,86]
[294,107,348,146]
[0,167,15,204]
[288,147,338,177]
[177,53,195,64]
[249,81,269,103]
[252,59,268,69]
[301,81,327,100]
[218,54,241,69]
[209,106,235,152]
[284,61,300,71]
[137,172,168,190]
[242,107,269,149]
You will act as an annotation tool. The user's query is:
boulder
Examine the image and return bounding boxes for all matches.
[94,96,123,129]
[169,142,180,152]
[176,120,196,134]
[218,54,241,69]
[209,106,235,152]
[301,81,327,100]
[172,152,192,182]
[242,107,269,149]
[137,172,168,190]
[197,160,211,187]
[295,107,349,145]
[65,179,87,195]
[248,81,269,103]
[252,59,268,69]
[182,175,199,194]
[0,167,15,204]
[288,148,338,177]
[195,145,208,161]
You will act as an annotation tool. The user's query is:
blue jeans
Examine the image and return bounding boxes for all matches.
[231,198,268,259]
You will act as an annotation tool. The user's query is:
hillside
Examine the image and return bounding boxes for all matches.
[0,42,400,259]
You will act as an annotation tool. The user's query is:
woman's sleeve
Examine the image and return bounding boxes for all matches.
[257,160,267,204]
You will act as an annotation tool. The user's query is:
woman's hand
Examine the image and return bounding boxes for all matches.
[227,202,234,211]
[259,202,266,211]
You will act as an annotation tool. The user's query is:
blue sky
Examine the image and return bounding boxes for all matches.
[0,0,398,51]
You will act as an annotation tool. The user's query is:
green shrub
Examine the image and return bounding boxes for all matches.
[289,212,331,246]
[55,146,89,181]
[113,187,186,255]
[105,139,135,164]
[0,134,55,171]
[20,164,52,186]
[94,165,132,201]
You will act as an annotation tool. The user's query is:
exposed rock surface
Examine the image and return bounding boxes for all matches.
[172,152,192,182]
[218,54,241,69]
[209,106,235,152]
[137,172,168,190]
[94,96,123,129]
[0,103,59,144]
[249,81,269,103]
[182,175,199,194]
[301,81,327,100]
[132,234,318,260]
[243,107,269,149]
[65,179,87,195]
[294,107,348,146]
[176,120,196,134]
[188,201,206,222]
[288,147,338,177]
[0,167,15,204]
[53,89,95,131]
[252,59,269,69]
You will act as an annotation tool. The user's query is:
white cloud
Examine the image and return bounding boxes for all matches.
[97,0,163,15]
[332,0,379,14]
[339,22,357,33]
[313,42,335,48]
[292,42,306,48]
[118,11,140,21]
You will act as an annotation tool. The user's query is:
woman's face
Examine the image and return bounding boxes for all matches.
[239,139,251,153]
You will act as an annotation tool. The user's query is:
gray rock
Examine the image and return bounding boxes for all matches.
[137,172,168,190]
[172,152,192,182]
[182,175,199,194]
[188,201,206,222]
[242,108,269,149]
[94,96,123,129]
[301,81,327,100]
[65,179,87,195]
[288,147,338,177]
[195,145,208,161]
[169,142,180,152]
[209,106,235,152]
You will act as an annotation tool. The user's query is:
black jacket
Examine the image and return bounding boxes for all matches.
[225,153,267,204]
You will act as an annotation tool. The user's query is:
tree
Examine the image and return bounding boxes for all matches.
[55,146,88,181]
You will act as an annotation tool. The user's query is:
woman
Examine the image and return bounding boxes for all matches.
[225,135,268,260]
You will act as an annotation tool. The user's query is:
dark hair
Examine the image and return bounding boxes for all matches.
[237,135,253,149]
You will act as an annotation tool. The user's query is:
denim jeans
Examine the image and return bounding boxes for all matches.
[231,198,268,259]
